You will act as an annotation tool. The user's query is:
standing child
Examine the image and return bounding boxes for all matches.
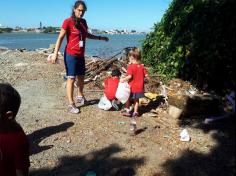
[121,47,148,130]
[0,83,30,176]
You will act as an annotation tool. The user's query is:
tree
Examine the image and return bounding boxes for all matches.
[142,0,235,94]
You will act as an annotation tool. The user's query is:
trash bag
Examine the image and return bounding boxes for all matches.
[98,95,112,111]
[180,129,191,142]
[115,82,131,104]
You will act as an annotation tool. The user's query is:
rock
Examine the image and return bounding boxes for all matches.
[168,105,183,119]
[49,44,55,49]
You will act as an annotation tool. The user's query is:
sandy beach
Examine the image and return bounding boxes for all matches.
[0,48,234,176]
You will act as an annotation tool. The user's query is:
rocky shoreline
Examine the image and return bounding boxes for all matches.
[0,48,234,176]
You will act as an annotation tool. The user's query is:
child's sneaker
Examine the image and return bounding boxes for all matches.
[130,120,137,131]
[76,96,87,105]
[132,112,139,118]
[121,108,131,117]
[68,104,80,114]
[112,100,119,110]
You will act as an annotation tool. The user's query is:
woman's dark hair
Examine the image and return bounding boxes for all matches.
[0,83,21,119]
[71,1,87,29]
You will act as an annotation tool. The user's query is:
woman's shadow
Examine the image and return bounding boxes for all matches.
[28,122,74,155]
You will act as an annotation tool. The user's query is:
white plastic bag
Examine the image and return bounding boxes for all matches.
[98,96,112,111]
[180,129,191,142]
[115,82,131,104]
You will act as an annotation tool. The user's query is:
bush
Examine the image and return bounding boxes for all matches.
[142,0,235,94]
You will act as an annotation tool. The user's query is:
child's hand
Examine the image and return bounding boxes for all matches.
[144,77,149,83]
[121,75,131,83]
[120,78,125,83]
[121,67,127,73]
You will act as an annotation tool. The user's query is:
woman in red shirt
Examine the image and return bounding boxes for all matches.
[51,1,109,113]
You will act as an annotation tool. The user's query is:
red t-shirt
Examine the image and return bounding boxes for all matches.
[0,128,30,176]
[104,77,119,100]
[62,17,88,57]
[127,63,148,93]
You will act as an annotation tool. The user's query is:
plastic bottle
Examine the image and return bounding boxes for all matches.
[130,119,137,131]
[180,129,191,142]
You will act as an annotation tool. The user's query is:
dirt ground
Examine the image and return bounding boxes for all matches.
[0,50,235,176]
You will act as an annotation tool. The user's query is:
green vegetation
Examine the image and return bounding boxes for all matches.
[0,27,13,33]
[43,26,60,33]
[142,0,235,94]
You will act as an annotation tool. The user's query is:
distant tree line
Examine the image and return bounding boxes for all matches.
[0,26,60,33]
[0,27,13,33]
[42,26,60,33]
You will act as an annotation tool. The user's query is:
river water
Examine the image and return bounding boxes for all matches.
[0,32,146,58]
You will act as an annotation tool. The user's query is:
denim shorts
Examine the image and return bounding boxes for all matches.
[64,52,85,78]
[130,92,145,99]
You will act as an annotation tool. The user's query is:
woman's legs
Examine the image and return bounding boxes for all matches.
[76,76,84,97]
[67,77,75,104]
[66,77,80,113]
[64,53,82,113]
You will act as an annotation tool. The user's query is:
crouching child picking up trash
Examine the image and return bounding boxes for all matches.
[120,47,149,131]
[98,69,122,111]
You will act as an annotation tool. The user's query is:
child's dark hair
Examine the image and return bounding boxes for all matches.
[0,83,21,119]
[111,69,121,77]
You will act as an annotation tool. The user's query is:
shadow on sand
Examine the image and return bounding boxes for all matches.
[157,93,235,176]
[28,122,74,155]
[30,144,145,176]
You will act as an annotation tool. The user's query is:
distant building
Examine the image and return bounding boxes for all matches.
[40,22,42,30]
[0,24,5,29]
[90,28,99,34]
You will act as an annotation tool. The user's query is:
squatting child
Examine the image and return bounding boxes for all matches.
[101,68,122,110]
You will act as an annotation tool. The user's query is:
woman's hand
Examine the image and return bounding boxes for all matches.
[50,53,58,64]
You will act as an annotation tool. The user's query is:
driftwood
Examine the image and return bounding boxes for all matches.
[85,54,128,82]
[83,47,163,95]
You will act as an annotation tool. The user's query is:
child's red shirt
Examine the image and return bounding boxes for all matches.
[0,127,30,176]
[104,77,119,100]
[127,63,148,93]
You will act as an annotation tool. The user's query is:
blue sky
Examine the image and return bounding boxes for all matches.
[0,0,172,32]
